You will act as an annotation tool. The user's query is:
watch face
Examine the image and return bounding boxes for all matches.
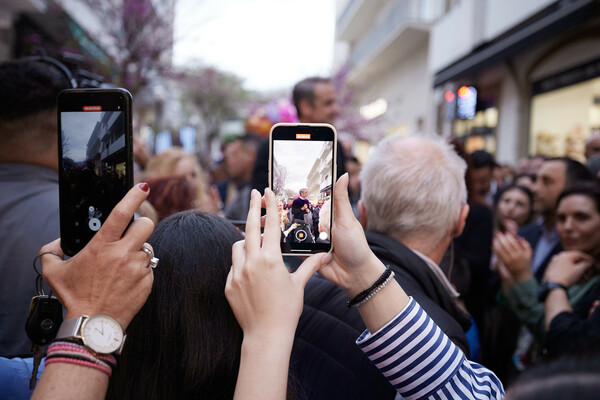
[81,314,124,354]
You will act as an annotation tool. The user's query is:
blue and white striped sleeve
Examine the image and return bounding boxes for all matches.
[356,297,505,400]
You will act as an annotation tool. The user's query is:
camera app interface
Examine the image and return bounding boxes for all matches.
[273,138,333,245]
[60,110,128,249]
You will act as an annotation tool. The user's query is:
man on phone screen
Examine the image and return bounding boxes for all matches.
[291,188,311,222]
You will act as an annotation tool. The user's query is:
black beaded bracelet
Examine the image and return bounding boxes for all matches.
[347,267,393,309]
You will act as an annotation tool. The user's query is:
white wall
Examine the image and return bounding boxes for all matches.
[428,0,476,74]
[484,0,555,41]
[358,44,433,135]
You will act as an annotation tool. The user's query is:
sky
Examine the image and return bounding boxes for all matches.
[61,111,104,161]
[274,140,328,193]
[173,0,337,92]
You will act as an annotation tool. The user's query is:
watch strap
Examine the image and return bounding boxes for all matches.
[56,316,86,339]
[538,281,568,302]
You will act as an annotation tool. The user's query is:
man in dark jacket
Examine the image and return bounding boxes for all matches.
[291,135,472,399]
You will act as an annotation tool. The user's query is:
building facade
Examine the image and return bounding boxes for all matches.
[335,0,447,138]
[430,0,600,164]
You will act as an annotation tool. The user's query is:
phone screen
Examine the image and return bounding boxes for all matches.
[270,123,336,254]
[58,89,133,256]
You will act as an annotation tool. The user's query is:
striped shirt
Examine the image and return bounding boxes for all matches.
[356,298,505,400]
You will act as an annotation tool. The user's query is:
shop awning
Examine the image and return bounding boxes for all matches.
[433,0,599,87]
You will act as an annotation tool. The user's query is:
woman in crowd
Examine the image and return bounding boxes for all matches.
[494,182,600,359]
[144,147,221,214]
[494,184,534,235]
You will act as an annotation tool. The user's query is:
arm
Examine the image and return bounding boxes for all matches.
[357,297,504,399]
[32,183,155,400]
[225,188,326,400]
[545,302,600,358]
[317,174,504,399]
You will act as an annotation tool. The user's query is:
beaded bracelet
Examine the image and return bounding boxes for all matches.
[347,267,395,309]
[45,340,117,377]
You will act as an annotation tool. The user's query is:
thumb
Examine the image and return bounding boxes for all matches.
[291,253,328,288]
[333,173,355,221]
[39,239,65,269]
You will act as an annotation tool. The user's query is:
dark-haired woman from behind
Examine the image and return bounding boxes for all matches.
[107,211,244,399]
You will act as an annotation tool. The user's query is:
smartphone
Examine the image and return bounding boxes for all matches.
[57,88,133,256]
[269,123,336,255]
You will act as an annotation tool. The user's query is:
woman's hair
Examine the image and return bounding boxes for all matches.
[107,211,244,400]
[506,356,600,400]
[146,175,198,220]
[557,181,600,214]
[144,147,210,211]
[493,184,534,230]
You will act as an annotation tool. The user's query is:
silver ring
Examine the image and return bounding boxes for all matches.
[141,246,154,258]
[148,257,159,269]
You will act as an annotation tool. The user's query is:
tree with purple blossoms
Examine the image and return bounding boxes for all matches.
[85,0,175,96]
[175,66,248,156]
[332,64,377,142]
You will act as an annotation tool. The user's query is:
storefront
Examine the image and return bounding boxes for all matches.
[438,82,500,154]
[529,58,600,162]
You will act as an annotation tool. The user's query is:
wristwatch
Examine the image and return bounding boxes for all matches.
[537,281,568,302]
[56,314,126,354]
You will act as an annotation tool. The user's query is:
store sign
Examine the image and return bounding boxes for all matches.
[456,86,477,119]
[533,58,600,95]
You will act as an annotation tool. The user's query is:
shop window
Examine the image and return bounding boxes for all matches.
[530,76,600,162]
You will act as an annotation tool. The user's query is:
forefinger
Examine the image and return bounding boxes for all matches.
[262,188,281,251]
[244,189,262,256]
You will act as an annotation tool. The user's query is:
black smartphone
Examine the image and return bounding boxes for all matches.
[57,88,133,256]
[269,123,336,255]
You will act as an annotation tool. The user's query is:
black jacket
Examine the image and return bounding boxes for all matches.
[290,231,471,400]
[518,222,562,282]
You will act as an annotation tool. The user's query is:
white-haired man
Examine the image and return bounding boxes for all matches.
[290,135,472,399]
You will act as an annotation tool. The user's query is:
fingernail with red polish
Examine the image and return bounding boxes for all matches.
[139,182,149,192]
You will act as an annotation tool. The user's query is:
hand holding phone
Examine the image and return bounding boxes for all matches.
[269,123,336,255]
[57,88,133,256]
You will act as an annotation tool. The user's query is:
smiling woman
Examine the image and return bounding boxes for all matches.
[556,182,600,257]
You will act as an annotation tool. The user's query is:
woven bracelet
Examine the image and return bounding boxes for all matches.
[45,340,117,377]
[347,267,394,309]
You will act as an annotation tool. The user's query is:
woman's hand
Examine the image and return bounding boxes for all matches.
[493,232,533,287]
[226,188,327,400]
[226,188,326,339]
[41,183,155,330]
[317,174,387,298]
[544,251,594,287]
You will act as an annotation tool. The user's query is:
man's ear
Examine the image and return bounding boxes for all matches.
[453,204,470,237]
[358,199,368,230]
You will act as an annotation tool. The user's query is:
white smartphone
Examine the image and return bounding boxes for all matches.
[269,123,336,255]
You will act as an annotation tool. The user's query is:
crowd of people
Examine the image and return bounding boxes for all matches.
[1,57,600,400]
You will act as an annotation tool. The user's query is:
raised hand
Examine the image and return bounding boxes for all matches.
[41,183,155,330]
[226,188,326,338]
[493,232,533,286]
[544,251,594,287]
[317,174,387,298]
